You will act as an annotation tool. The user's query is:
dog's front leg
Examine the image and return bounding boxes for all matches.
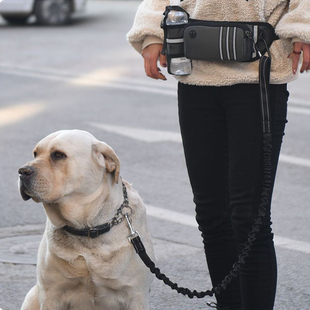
[21,285,40,310]
[39,296,67,310]
[128,294,150,310]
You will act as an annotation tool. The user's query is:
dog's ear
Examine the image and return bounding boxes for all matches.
[92,142,120,184]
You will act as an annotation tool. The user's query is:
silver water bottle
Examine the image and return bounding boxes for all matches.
[166,0,192,75]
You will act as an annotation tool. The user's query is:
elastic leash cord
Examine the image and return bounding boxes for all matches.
[125,53,273,300]
[213,52,273,294]
[126,215,215,298]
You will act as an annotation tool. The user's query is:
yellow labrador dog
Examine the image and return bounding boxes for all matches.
[18,130,154,310]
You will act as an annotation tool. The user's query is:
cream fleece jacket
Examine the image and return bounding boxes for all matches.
[127,0,310,86]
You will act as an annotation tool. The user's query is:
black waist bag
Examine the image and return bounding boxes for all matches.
[183,20,278,62]
[161,4,279,64]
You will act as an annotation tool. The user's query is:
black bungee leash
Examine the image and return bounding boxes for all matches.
[126,50,273,300]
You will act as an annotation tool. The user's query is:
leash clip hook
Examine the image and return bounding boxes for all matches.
[124,213,140,242]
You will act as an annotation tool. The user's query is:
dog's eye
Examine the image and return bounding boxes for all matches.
[51,151,67,161]
[33,152,37,158]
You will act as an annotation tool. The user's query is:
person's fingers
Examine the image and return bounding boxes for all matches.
[149,56,166,80]
[141,44,167,80]
[159,53,167,68]
[143,53,149,76]
[288,42,302,75]
[300,44,310,73]
[143,55,157,79]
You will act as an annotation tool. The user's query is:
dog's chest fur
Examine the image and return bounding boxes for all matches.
[39,229,138,309]
[49,228,133,280]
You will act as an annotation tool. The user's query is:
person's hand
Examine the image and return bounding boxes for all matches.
[141,44,167,80]
[288,42,310,74]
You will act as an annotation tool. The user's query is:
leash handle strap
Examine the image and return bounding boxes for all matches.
[259,53,272,134]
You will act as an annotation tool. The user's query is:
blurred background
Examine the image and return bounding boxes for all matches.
[0,1,309,309]
[0,0,88,26]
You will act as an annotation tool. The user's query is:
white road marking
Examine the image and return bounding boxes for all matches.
[89,123,310,168]
[0,64,177,96]
[289,99,310,107]
[90,123,182,143]
[274,236,310,254]
[288,106,310,115]
[146,204,310,254]
[279,154,310,168]
[3,64,310,113]
[0,103,46,128]
[146,204,197,227]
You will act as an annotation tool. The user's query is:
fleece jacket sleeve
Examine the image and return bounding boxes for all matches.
[276,0,310,44]
[127,0,169,53]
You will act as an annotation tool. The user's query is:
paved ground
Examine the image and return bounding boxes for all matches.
[0,1,310,309]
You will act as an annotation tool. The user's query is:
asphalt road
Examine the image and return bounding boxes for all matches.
[0,1,310,309]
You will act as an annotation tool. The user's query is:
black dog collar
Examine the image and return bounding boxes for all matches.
[63,223,111,239]
[63,182,130,239]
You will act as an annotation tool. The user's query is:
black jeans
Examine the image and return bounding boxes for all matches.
[178,83,289,310]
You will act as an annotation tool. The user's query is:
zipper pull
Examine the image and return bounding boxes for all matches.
[245,30,253,39]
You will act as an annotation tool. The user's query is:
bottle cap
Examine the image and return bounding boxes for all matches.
[170,0,180,5]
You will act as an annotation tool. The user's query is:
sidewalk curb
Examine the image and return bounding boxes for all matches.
[0,224,45,239]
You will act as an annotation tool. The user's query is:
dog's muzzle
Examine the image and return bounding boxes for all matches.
[18,166,34,201]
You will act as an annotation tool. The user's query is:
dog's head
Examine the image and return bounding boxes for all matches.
[18,130,120,204]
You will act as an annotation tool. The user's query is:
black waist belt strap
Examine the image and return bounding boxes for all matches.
[130,55,273,299]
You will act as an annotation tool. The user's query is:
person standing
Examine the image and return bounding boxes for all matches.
[127,1,310,309]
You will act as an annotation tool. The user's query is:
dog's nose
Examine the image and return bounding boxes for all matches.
[18,166,34,177]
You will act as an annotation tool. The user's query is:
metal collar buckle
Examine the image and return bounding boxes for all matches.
[88,228,99,239]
